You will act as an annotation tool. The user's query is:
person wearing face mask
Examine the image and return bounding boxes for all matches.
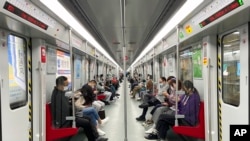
[51,76,108,141]
[136,76,166,122]
[145,80,200,140]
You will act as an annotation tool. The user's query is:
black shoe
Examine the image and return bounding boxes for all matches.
[136,116,145,121]
[96,137,108,141]
[115,93,120,96]
[139,103,149,108]
[102,100,110,105]
[144,133,159,140]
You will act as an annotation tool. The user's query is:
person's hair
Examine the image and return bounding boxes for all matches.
[81,88,94,105]
[147,74,152,79]
[160,76,167,82]
[56,76,68,86]
[166,76,175,81]
[183,80,198,93]
[169,78,182,90]
[89,80,97,84]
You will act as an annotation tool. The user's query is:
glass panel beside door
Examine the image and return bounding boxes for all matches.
[222,31,240,106]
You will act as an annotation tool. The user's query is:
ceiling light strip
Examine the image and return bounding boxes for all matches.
[131,0,204,67]
[40,0,118,66]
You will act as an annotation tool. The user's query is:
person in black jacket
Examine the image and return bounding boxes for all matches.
[51,76,108,141]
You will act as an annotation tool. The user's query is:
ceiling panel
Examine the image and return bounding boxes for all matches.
[59,0,186,67]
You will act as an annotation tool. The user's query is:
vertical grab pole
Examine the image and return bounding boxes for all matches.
[123,46,128,141]
[208,58,213,140]
[69,27,76,127]
[175,25,180,126]
[94,48,97,79]
[38,61,43,141]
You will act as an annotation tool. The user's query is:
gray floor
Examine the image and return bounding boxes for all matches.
[69,81,185,141]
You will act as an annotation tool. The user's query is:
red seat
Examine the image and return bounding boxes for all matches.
[173,101,205,139]
[46,104,78,141]
[97,94,106,101]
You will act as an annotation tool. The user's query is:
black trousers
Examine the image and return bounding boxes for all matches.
[141,97,161,118]
[155,113,175,139]
[76,116,99,141]
[156,113,188,139]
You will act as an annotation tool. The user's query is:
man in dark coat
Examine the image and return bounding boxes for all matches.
[51,76,108,141]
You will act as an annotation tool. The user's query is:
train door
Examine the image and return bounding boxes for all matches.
[218,24,249,141]
[0,32,31,141]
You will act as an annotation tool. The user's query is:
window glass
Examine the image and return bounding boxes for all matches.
[180,49,193,81]
[8,35,27,109]
[222,31,240,106]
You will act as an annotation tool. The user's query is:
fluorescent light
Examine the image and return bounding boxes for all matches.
[233,31,240,34]
[40,0,118,66]
[131,0,204,67]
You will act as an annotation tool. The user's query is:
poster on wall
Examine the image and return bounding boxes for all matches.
[192,49,202,78]
[56,50,71,82]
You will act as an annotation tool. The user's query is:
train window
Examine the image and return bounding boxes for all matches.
[8,35,27,109]
[222,31,240,106]
[180,49,193,81]
[56,50,71,89]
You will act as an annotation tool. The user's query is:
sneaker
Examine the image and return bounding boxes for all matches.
[142,122,149,127]
[145,127,155,134]
[97,128,106,136]
[136,97,141,101]
[142,122,151,127]
[144,133,159,140]
[146,119,153,124]
[136,116,145,121]
[100,117,109,126]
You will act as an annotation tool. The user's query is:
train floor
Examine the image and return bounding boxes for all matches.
[67,81,193,141]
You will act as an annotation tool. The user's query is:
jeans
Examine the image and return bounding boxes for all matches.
[82,107,99,126]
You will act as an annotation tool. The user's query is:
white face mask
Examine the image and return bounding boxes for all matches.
[64,86,68,91]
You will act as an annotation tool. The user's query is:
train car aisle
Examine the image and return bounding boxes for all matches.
[69,80,152,141]
[100,80,151,141]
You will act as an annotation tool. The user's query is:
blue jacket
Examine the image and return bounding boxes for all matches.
[178,91,200,126]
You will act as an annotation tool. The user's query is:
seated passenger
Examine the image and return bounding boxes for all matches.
[104,81,118,101]
[96,82,112,105]
[145,80,200,140]
[50,76,108,141]
[136,76,167,121]
[83,80,106,112]
[145,77,180,133]
[130,81,144,99]
[78,80,109,136]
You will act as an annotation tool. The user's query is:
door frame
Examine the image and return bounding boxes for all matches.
[217,24,249,141]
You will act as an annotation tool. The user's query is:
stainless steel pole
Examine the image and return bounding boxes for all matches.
[123,46,128,141]
[175,25,180,126]
[69,28,76,127]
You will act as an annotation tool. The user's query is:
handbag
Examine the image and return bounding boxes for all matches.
[98,110,106,119]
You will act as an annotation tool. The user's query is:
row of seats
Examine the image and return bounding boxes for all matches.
[172,101,205,140]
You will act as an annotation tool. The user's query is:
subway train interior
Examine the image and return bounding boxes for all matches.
[0,0,250,141]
